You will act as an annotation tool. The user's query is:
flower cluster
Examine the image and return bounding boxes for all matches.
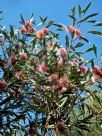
[67,25,82,39]
[20,20,35,34]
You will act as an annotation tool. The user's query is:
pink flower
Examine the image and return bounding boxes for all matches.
[20,20,35,34]
[39,64,48,73]
[67,25,75,33]
[57,121,66,133]
[48,74,58,82]
[10,55,17,65]
[47,42,56,48]
[91,74,102,83]
[24,20,31,27]
[58,48,67,57]
[59,76,69,86]
[15,43,22,49]
[28,127,37,135]
[52,81,60,89]
[59,87,67,94]
[36,28,48,40]
[58,58,63,66]
[36,30,44,39]
[92,65,102,77]
[20,26,26,34]
[72,59,79,66]
[75,28,81,38]
[0,80,7,90]
[20,52,28,61]
[0,38,3,45]
[15,71,24,80]
[80,66,87,73]
[42,27,49,35]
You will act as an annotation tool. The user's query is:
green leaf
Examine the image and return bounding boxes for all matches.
[93,44,97,57]
[87,20,96,23]
[68,15,76,25]
[10,25,14,38]
[54,23,67,31]
[78,5,81,17]
[58,96,68,109]
[1,30,10,40]
[81,37,89,43]
[65,35,69,49]
[85,47,93,53]
[88,30,102,37]
[77,13,98,24]
[81,1,92,15]
[71,6,75,17]
[77,124,90,132]
[94,22,102,26]
[31,38,36,49]
[53,23,62,28]
[40,16,48,24]
[20,14,25,24]
[46,20,54,27]
[75,42,84,48]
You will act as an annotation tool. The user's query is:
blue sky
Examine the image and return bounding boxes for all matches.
[0,0,102,61]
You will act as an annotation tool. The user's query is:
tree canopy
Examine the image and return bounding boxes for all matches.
[0,2,102,136]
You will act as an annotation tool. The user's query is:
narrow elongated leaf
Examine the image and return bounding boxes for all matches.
[77,13,98,24]
[81,37,89,43]
[20,14,25,24]
[71,6,75,17]
[78,5,81,17]
[93,44,97,57]
[87,20,96,23]
[75,42,84,48]
[46,20,54,27]
[88,30,102,37]
[81,2,92,15]
[94,22,102,26]
[68,15,76,25]
[85,47,93,53]
[65,35,69,49]
[40,16,48,24]
[10,25,14,38]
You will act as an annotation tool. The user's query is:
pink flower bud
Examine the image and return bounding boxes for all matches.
[58,48,67,57]
[52,81,60,89]
[75,28,81,37]
[47,42,56,48]
[39,64,48,73]
[67,25,75,33]
[20,26,26,34]
[91,74,101,83]
[58,58,63,66]
[15,71,24,80]
[36,30,44,39]
[80,66,87,73]
[10,55,17,65]
[42,27,49,35]
[0,38,3,45]
[92,65,102,77]
[24,20,31,27]
[0,80,7,90]
[15,43,22,49]
[59,76,69,86]
[72,59,79,66]
[59,87,67,94]
[20,52,28,61]
[57,121,66,133]
[28,127,37,135]
[48,74,58,82]
[30,27,36,33]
